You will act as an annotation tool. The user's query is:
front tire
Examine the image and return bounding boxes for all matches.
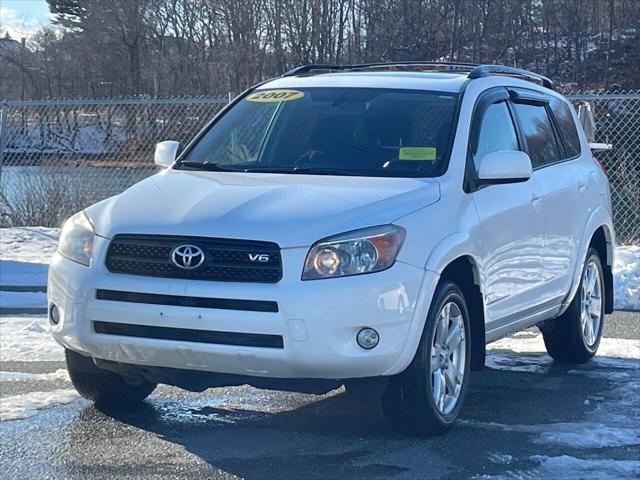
[541,247,605,363]
[382,281,471,435]
[66,349,156,409]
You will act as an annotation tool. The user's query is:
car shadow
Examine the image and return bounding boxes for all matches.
[66,352,638,479]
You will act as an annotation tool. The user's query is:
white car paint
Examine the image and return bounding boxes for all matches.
[48,71,614,380]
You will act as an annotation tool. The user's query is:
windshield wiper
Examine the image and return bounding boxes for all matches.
[290,166,364,176]
[178,161,243,172]
[180,163,370,176]
[241,166,361,176]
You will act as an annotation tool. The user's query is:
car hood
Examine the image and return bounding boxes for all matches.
[86,169,440,248]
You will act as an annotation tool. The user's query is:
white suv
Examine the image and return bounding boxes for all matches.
[49,63,614,434]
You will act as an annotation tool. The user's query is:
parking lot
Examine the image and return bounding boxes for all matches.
[1,313,638,479]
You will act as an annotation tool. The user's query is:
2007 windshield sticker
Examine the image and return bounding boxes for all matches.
[246,89,304,102]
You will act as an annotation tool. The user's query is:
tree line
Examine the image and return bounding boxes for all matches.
[1,0,638,100]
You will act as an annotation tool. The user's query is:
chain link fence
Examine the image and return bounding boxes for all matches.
[567,91,639,243]
[1,91,638,242]
[0,98,227,227]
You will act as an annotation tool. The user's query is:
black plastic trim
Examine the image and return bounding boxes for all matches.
[93,321,284,349]
[96,289,279,313]
[464,87,524,193]
[469,65,554,89]
[283,61,480,76]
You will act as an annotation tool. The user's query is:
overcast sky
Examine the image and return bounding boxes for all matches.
[1,0,52,40]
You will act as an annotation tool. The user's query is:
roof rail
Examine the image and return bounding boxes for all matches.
[282,61,554,90]
[282,61,480,77]
[468,65,554,89]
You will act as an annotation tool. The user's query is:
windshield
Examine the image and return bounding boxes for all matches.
[178,87,458,177]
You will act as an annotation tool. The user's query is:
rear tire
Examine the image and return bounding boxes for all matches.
[541,248,605,364]
[381,281,471,435]
[65,349,156,409]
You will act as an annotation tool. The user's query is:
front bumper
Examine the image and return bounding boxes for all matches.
[48,236,439,379]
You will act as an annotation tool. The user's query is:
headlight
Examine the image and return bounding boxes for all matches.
[58,212,96,266]
[302,225,405,280]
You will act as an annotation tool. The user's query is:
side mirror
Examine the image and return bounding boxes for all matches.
[477,150,532,185]
[154,141,180,168]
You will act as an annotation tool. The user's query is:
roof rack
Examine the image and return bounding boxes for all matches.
[468,65,554,89]
[282,61,480,77]
[282,61,554,90]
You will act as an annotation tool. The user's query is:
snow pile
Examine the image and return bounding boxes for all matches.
[0,316,64,362]
[0,227,59,263]
[0,227,58,289]
[0,389,81,421]
[614,244,640,311]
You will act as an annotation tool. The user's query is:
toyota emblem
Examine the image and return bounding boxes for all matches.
[171,244,205,269]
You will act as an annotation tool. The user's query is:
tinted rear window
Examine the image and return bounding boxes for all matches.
[550,97,581,157]
[180,88,458,178]
[513,103,562,167]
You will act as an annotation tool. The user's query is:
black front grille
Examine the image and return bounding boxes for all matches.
[105,234,282,283]
[93,321,284,348]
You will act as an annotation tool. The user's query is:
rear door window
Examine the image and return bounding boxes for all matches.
[549,97,582,158]
[513,103,562,168]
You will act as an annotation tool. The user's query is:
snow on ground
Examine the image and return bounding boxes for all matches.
[0,389,82,421]
[0,227,58,288]
[615,244,640,311]
[0,227,59,263]
[489,330,640,359]
[464,420,640,448]
[6,124,126,155]
[475,455,640,480]
[529,456,640,480]
[0,369,69,382]
[0,315,64,362]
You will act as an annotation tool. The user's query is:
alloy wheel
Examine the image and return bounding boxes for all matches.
[581,260,602,347]
[430,301,466,415]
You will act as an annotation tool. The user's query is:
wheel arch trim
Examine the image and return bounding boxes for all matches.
[384,248,485,376]
[559,206,615,315]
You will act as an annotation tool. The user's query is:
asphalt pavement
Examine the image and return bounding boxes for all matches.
[1,311,638,479]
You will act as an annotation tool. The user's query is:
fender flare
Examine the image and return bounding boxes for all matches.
[384,232,483,375]
[559,205,614,315]
[425,231,482,280]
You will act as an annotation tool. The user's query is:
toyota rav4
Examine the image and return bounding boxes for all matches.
[48,62,615,434]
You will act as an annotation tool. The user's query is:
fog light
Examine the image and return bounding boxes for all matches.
[50,304,60,325]
[357,328,379,349]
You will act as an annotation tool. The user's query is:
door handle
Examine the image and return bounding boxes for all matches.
[578,182,588,193]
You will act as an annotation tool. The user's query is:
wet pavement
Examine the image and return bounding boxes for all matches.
[1,314,639,479]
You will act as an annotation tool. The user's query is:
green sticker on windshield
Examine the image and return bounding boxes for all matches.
[398,147,437,161]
